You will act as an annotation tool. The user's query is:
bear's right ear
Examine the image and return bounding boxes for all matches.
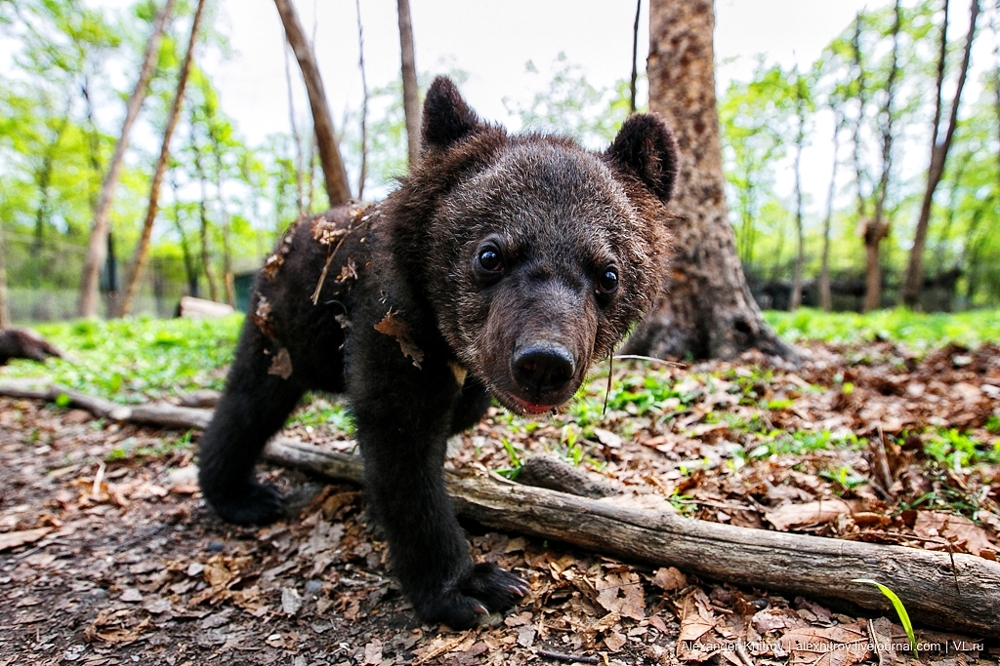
[605,114,679,205]
[422,76,483,152]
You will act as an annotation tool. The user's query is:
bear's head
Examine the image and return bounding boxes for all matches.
[385,77,678,415]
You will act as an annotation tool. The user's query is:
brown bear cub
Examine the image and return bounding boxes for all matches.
[199,77,678,629]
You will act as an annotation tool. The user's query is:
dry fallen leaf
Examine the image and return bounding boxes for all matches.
[0,527,52,552]
[374,308,424,369]
[652,566,687,591]
[914,510,997,556]
[596,570,646,620]
[362,639,383,665]
[779,621,871,666]
[676,589,720,662]
[268,347,293,380]
[603,630,627,652]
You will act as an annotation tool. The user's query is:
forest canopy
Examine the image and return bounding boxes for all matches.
[0,0,997,324]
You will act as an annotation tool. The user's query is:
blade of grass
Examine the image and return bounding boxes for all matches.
[852,578,918,658]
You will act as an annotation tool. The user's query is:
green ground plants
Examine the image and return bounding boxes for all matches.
[4,316,243,403]
[765,308,1000,349]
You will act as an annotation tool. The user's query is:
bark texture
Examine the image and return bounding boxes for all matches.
[626,0,795,361]
[397,0,421,167]
[266,438,1000,638]
[273,0,352,206]
[78,0,176,318]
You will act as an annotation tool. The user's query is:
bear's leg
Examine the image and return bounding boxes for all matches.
[198,318,304,525]
[351,352,527,629]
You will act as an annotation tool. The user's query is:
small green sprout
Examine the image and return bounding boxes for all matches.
[851,579,918,658]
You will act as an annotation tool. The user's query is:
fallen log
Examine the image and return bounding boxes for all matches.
[0,380,211,429]
[3,380,998,636]
[264,437,1000,637]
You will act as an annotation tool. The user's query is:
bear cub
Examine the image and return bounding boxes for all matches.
[199,77,678,629]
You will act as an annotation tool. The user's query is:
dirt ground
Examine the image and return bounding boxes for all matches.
[2,341,999,665]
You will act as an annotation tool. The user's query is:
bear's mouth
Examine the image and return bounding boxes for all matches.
[490,384,578,417]
[511,396,558,415]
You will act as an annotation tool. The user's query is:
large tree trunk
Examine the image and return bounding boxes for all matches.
[273,0,351,206]
[625,0,795,361]
[900,0,980,308]
[397,0,421,167]
[78,0,176,318]
[114,0,206,317]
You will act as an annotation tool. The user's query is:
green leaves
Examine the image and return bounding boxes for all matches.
[3,316,242,403]
[765,307,1000,348]
[851,579,918,657]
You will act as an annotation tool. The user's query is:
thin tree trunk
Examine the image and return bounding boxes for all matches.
[30,109,70,317]
[852,12,868,221]
[862,0,902,313]
[283,43,306,219]
[626,0,796,361]
[169,173,199,298]
[273,0,352,206]
[901,0,980,308]
[819,112,843,312]
[397,0,421,167]
[193,138,219,303]
[32,110,71,261]
[934,150,972,274]
[629,0,641,114]
[115,0,207,317]
[355,0,369,200]
[962,200,990,302]
[207,109,235,307]
[789,70,806,311]
[80,75,105,210]
[78,0,176,318]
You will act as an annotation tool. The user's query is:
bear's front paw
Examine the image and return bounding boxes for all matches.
[417,563,529,630]
[204,480,283,526]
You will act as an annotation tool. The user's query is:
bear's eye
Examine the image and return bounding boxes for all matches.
[596,265,619,295]
[477,247,504,273]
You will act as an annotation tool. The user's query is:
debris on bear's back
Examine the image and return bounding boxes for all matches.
[310,202,371,305]
[263,219,300,281]
[267,347,293,380]
[374,308,424,369]
[250,295,276,339]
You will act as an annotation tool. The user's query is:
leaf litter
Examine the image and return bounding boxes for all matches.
[0,340,998,664]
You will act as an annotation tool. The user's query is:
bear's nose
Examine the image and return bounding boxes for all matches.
[512,345,575,396]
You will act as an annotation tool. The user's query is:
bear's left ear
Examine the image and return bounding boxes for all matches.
[605,114,679,205]
[422,76,483,152]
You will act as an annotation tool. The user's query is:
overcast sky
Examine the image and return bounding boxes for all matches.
[192,0,890,207]
[205,0,873,146]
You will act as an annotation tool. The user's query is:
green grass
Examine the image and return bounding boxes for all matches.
[3,316,243,404]
[765,307,1000,349]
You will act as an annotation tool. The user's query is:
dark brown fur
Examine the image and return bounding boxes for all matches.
[198,77,678,629]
